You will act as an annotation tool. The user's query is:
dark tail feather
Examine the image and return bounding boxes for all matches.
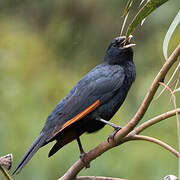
[48,140,63,157]
[48,130,81,157]
[13,134,46,174]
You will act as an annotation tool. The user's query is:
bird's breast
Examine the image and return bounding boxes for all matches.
[86,61,136,128]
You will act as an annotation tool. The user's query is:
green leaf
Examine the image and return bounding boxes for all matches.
[163,10,180,60]
[139,0,148,8]
[126,0,169,37]
[120,12,130,36]
[122,0,134,17]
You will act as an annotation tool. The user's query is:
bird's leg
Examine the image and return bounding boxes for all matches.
[77,136,85,157]
[96,118,122,142]
[76,137,90,168]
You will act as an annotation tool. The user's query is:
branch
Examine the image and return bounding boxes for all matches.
[0,166,12,180]
[58,45,180,180]
[76,176,127,180]
[123,135,179,158]
[132,108,180,135]
[119,109,180,158]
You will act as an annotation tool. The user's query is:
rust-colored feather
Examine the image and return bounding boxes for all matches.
[47,100,100,141]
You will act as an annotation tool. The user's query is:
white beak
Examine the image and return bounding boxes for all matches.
[121,35,136,49]
[122,43,136,49]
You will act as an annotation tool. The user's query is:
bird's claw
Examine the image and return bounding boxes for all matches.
[107,126,122,143]
[80,152,90,168]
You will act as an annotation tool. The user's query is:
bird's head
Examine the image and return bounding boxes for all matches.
[104,35,136,65]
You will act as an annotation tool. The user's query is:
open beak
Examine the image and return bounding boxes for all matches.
[122,35,136,49]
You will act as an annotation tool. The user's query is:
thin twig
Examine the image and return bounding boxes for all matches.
[0,166,12,180]
[76,176,127,180]
[124,135,179,158]
[158,82,174,94]
[156,62,180,99]
[131,108,180,135]
[58,45,180,180]
[119,109,180,159]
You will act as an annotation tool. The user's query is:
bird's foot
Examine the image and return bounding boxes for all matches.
[95,118,122,142]
[107,126,122,143]
[80,152,90,168]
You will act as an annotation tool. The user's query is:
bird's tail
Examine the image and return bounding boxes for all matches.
[13,133,46,174]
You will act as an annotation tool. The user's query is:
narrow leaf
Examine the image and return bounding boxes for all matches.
[122,0,134,17]
[163,10,180,60]
[126,0,169,37]
[139,0,147,7]
[120,12,130,36]
[141,18,146,26]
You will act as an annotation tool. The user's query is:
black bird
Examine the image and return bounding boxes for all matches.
[13,35,136,174]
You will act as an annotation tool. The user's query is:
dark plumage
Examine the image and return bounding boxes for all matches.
[13,36,136,174]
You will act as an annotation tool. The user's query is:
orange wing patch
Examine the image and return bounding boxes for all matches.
[61,100,100,131]
[49,100,100,140]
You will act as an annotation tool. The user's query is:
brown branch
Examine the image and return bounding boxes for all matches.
[0,166,12,180]
[131,108,180,135]
[58,45,180,180]
[158,82,174,95]
[76,176,127,180]
[120,109,180,158]
[122,135,179,158]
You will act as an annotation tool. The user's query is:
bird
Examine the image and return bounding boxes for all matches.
[13,35,136,174]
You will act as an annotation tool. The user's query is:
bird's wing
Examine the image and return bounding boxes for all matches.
[44,64,125,142]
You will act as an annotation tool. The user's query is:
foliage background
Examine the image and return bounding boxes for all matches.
[0,0,180,179]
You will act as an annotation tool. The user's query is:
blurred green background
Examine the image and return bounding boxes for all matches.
[0,0,180,179]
